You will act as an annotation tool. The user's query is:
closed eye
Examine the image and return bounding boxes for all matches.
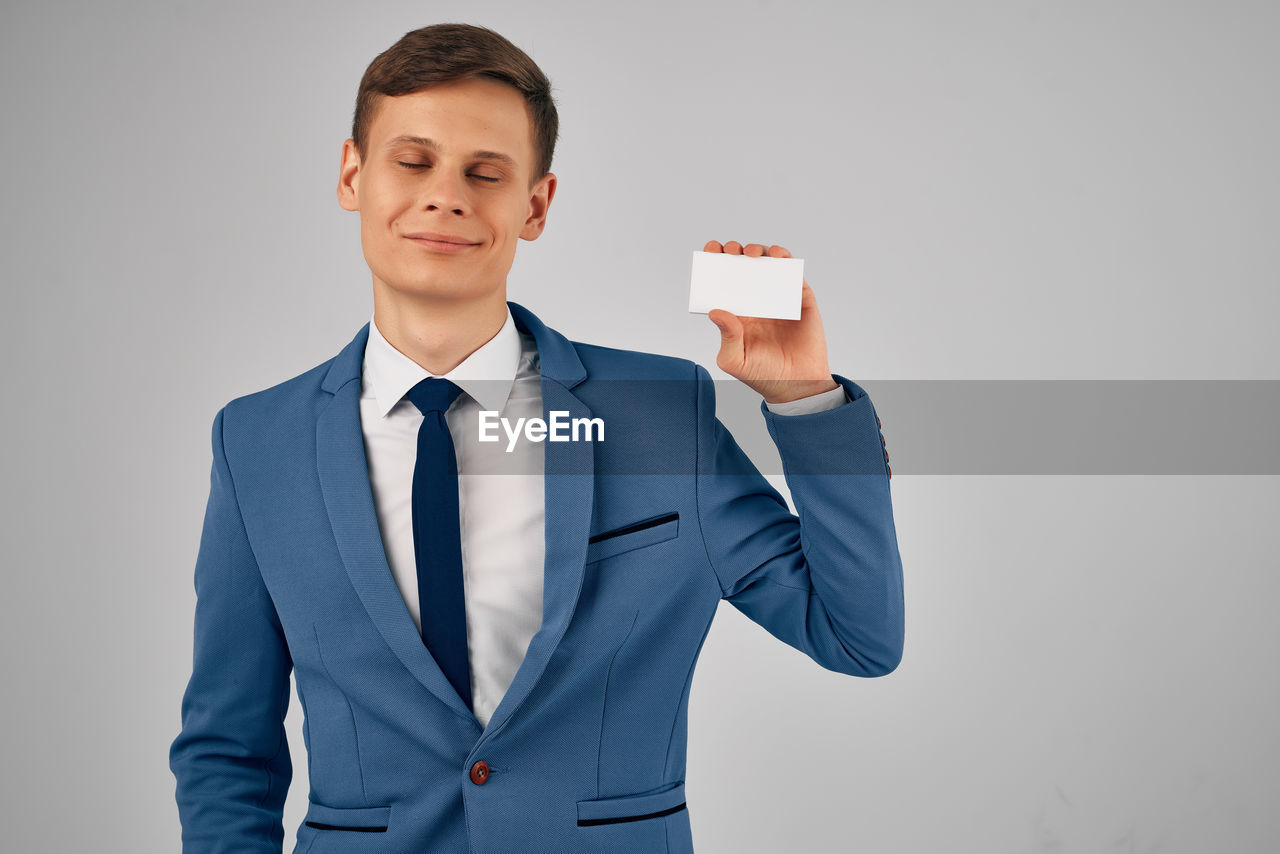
[396,162,499,182]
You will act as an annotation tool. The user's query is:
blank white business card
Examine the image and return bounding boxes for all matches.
[687,251,804,320]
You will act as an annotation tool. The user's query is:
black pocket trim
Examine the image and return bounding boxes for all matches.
[304,820,388,832]
[577,801,687,827]
[589,512,679,544]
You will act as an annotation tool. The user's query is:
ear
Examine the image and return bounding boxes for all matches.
[519,172,557,241]
[337,139,361,211]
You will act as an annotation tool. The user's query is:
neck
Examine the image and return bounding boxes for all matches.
[371,284,508,376]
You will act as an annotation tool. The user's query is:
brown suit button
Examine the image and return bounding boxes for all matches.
[470,760,490,785]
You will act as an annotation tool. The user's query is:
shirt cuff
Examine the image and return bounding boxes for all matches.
[763,384,851,416]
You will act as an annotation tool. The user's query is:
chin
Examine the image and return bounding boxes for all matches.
[389,270,494,301]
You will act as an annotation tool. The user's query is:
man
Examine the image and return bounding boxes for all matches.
[169,22,903,853]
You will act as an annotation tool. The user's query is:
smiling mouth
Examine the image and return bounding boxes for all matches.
[404,235,481,253]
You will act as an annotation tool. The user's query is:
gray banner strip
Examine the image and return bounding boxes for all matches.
[787,380,1280,475]
[434,380,1280,475]
[627,379,1280,475]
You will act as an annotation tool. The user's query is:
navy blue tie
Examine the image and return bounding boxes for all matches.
[405,377,472,712]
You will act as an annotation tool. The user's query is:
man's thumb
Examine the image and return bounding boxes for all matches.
[709,309,737,339]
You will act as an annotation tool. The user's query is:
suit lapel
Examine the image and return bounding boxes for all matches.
[314,302,595,737]
[316,371,477,724]
[478,371,594,739]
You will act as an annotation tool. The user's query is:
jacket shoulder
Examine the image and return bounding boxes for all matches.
[218,353,336,437]
[569,340,700,382]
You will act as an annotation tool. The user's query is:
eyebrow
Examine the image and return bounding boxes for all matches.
[382,135,518,169]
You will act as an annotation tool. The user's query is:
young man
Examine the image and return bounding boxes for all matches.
[169,23,903,854]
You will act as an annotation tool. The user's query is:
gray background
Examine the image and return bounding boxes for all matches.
[3,1,1278,851]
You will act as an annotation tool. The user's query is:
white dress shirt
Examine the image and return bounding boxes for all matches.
[359,307,849,727]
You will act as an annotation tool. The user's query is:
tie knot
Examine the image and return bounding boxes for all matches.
[406,377,465,415]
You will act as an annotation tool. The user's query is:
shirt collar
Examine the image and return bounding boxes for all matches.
[362,306,530,418]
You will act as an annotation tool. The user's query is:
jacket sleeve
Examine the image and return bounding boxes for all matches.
[694,364,904,676]
[169,404,293,852]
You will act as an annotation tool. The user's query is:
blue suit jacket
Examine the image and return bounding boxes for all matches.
[169,301,904,853]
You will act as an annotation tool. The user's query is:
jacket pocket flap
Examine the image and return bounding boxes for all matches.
[303,801,391,831]
[577,780,686,826]
[585,512,679,564]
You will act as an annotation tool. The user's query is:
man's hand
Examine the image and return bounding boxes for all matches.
[703,240,839,405]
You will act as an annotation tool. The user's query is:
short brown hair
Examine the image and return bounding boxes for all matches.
[352,23,559,186]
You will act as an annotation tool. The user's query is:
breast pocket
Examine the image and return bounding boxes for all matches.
[585,511,679,564]
[577,780,688,827]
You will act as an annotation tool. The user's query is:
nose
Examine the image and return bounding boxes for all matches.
[420,167,470,215]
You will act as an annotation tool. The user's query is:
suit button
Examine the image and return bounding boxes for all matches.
[470,760,490,785]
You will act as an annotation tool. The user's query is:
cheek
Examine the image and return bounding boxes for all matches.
[493,201,529,241]
[365,184,409,224]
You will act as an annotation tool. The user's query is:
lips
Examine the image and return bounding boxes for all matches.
[403,231,480,245]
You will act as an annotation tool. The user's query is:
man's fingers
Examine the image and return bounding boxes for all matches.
[702,240,789,257]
